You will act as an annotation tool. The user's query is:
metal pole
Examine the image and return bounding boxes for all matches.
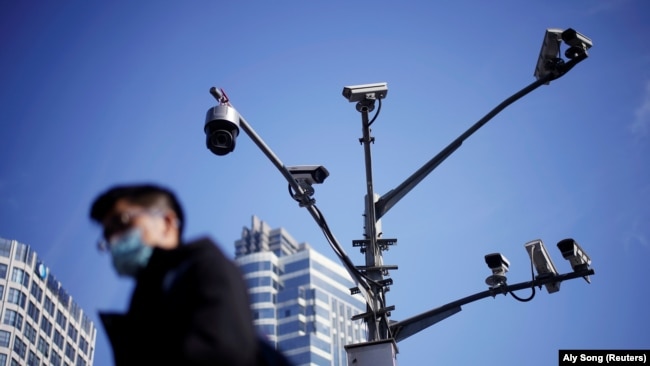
[357,99,387,341]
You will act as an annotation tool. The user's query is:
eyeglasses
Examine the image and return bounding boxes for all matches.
[96,209,163,251]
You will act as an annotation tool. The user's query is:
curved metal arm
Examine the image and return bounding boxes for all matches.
[390,268,595,343]
[209,88,377,313]
[374,74,553,219]
[375,51,588,219]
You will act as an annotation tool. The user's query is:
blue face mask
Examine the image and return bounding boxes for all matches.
[110,229,154,277]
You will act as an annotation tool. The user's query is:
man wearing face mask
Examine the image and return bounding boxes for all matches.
[90,183,278,366]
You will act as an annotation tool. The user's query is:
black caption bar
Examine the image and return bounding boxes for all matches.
[560,350,648,365]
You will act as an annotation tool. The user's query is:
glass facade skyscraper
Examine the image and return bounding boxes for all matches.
[235,216,366,366]
[0,238,96,366]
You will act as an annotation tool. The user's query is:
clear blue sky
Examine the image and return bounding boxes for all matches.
[1,1,649,365]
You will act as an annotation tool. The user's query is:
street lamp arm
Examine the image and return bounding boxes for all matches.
[209,88,378,313]
[374,74,553,220]
[390,268,595,343]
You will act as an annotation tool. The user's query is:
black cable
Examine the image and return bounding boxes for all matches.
[509,248,537,302]
[315,205,396,339]
[312,205,379,287]
[287,183,392,332]
[510,285,535,302]
[367,98,382,127]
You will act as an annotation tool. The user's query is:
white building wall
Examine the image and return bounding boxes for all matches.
[0,238,96,366]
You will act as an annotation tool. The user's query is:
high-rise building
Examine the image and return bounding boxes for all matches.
[234,216,367,366]
[0,238,96,366]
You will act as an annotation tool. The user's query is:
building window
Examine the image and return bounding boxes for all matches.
[9,359,18,366]
[0,264,7,279]
[67,325,78,343]
[26,351,39,366]
[0,353,6,366]
[75,356,86,366]
[40,316,52,337]
[56,310,67,330]
[27,301,40,323]
[7,288,27,309]
[64,342,76,362]
[29,283,43,303]
[0,331,10,348]
[0,239,11,258]
[37,336,49,358]
[23,322,37,344]
[80,314,92,336]
[10,269,30,288]
[53,330,64,350]
[12,336,26,359]
[0,285,4,301]
[46,274,60,294]
[13,243,28,263]
[78,337,88,355]
[69,301,81,323]
[50,351,62,366]
[43,296,55,316]
[57,288,70,308]
[3,310,23,331]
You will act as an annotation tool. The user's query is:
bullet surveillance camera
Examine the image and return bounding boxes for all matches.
[561,28,592,59]
[485,253,510,276]
[204,105,240,156]
[287,165,329,185]
[342,82,388,103]
[484,253,510,288]
[557,238,592,283]
[534,28,563,83]
[524,239,560,293]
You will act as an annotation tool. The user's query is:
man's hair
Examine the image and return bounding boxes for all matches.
[89,183,185,237]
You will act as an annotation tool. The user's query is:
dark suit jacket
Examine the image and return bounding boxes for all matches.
[100,237,260,366]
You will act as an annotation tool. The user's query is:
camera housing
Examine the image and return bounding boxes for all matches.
[287,165,330,185]
[205,105,240,156]
[534,27,593,83]
[485,253,510,276]
[484,253,510,288]
[524,239,560,293]
[534,28,563,83]
[342,82,388,103]
[561,28,592,59]
[557,238,592,283]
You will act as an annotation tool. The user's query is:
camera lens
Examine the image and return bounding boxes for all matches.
[209,130,233,149]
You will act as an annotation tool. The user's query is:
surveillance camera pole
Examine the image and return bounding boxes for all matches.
[207,27,592,366]
[349,73,555,340]
[345,30,592,365]
[355,98,392,342]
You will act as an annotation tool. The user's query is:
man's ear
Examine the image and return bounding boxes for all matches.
[162,210,180,236]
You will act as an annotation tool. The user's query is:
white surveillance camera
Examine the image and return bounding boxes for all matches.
[534,28,563,83]
[484,253,510,276]
[557,238,592,283]
[287,165,329,185]
[342,82,388,103]
[524,239,560,293]
[484,253,509,288]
